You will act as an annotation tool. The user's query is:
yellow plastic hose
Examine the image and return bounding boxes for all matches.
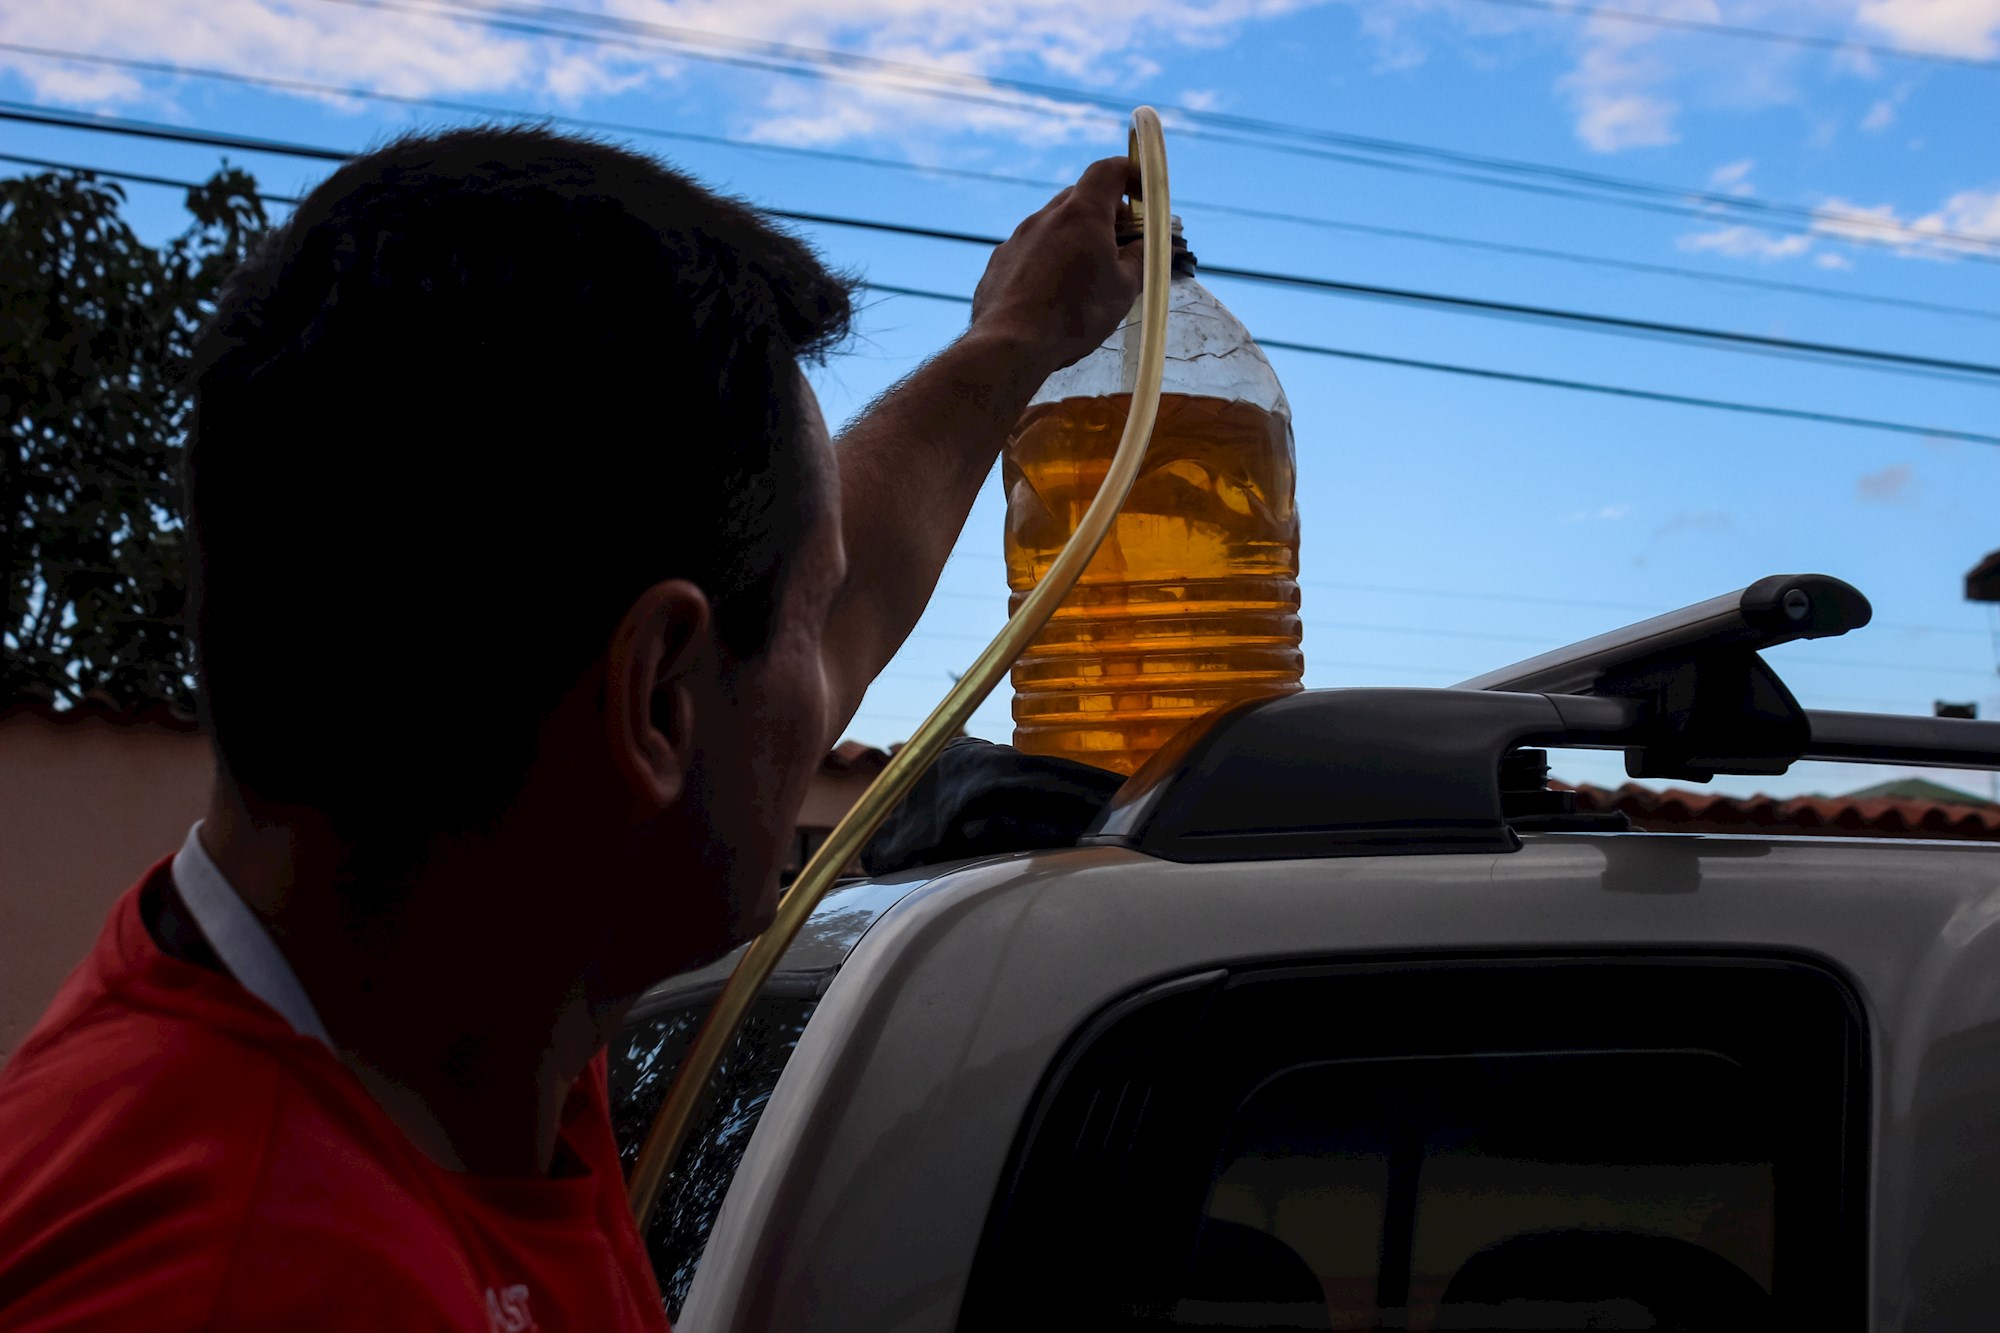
[627,106,1174,1226]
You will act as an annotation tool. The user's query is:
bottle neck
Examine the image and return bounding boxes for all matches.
[1116,214,1198,277]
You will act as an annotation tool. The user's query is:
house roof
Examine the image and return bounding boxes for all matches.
[1967,547,2000,602]
[823,740,892,776]
[1560,780,2000,841]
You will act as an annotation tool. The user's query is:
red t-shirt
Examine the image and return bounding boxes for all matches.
[0,859,671,1332]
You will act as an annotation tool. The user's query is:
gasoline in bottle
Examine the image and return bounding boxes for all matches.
[1003,216,1303,776]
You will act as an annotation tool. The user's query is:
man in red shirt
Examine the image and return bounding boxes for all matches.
[0,127,1139,1328]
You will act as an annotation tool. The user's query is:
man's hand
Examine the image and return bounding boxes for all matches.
[969,157,1145,379]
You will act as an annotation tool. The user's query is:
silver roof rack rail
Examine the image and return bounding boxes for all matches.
[1456,574,1872,696]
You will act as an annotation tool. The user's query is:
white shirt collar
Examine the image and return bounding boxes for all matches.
[171,822,334,1047]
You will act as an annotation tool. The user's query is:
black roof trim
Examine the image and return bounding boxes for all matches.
[1083,689,1637,863]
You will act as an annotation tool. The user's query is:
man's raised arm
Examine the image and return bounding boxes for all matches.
[818,157,1144,740]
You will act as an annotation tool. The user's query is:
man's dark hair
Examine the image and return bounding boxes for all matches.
[186,125,853,847]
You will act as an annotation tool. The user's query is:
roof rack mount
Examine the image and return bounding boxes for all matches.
[1457,573,1875,782]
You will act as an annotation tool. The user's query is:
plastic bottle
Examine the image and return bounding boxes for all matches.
[1003,216,1303,776]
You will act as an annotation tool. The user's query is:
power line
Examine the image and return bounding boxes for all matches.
[1452,0,2000,72]
[0,151,300,206]
[14,105,1986,384]
[0,102,353,163]
[942,555,1995,640]
[10,41,1992,324]
[795,216,2000,384]
[1162,199,2000,325]
[6,148,1986,708]
[890,620,1994,683]
[637,202,2000,381]
[10,148,1997,448]
[1211,266,2000,383]
[1259,338,2000,440]
[1166,123,2000,263]
[895,619,1994,676]
[303,0,2000,258]
[0,40,1066,188]
[858,281,2000,444]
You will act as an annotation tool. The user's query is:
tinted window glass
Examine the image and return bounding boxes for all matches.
[1206,1052,1774,1329]
[609,995,818,1320]
[964,957,1864,1333]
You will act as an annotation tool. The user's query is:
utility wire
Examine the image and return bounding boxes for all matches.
[4,154,1983,700]
[1165,199,2000,325]
[9,41,1994,324]
[5,108,1991,383]
[303,0,2000,257]
[943,554,1995,639]
[773,212,2000,383]
[1212,264,2000,382]
[0,151,302,207]
[1451,0,2000,72]
[858,281,2000,445]
[0,102,357,163]
[914,603,1994,660]
[1166,124,2000,267]
[11,148,1997,447]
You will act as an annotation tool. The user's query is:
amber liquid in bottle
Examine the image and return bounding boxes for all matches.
[1003,391,1303,776]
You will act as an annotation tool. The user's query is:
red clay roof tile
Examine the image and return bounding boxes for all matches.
[1558,780,2000,841]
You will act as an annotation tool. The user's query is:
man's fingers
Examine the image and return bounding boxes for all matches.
[1068,156,1141,222]
[1115,237,1146,293]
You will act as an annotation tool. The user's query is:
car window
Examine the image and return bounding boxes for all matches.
[963,957,1865,1333]
[605,876,915,1316]
[609,993,819,1321]
[1206,1051,1776,1328]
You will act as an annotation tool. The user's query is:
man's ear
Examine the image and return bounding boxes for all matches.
[604,579,712,812]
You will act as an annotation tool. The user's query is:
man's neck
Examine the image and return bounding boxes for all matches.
[199,789,627,1177]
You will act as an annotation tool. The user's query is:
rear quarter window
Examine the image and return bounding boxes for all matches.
[610,992,820,1320]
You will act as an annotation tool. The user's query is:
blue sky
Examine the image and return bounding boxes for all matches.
[5,0,1996,800]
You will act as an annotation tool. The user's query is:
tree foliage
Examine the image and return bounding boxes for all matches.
[1,167,266,712]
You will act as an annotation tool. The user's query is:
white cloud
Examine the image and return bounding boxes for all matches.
[1855,0,2000,58]
[540,51,653,104]
[1813,187,2000,258]
[1570,88,1680,150]
[1559,33,1684,152]
[11,62,143,103]
[1348,0,1979,158]
[0,0,1318,151]
[1675,165,2000,268]
[1926,186,2000,234]
[0,2,545,108]
[1709,158,1754,188]
[1565,503,1634,521]
[1678,224,1814,260]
